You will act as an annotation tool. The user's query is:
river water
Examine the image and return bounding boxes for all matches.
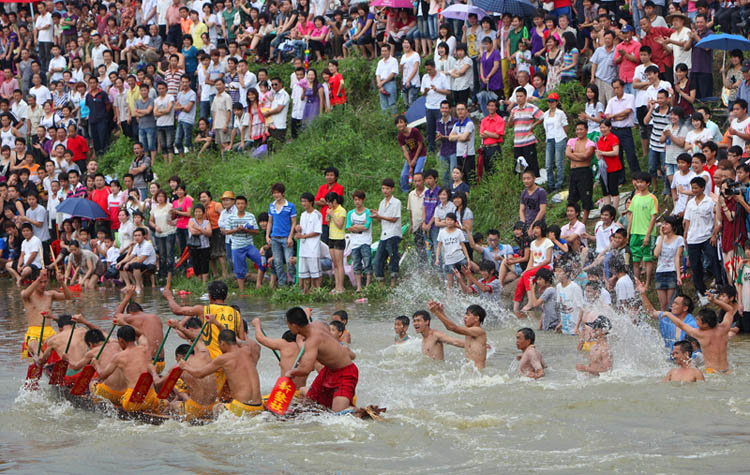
[1,277,750,474]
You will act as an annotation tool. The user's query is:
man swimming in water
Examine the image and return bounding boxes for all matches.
[252,317,307,389]
[412,310,464,361]
[664,340,705,382]
[394,316,410,343]
[114,286,165,373]
[576,316,612,376]
[515,328,546,379]
[33,314,88,381]
[21,270,72,359]
[179,329,263,416]
[94,325,163,412]
[285,307,358,412]
[427,301,487,370]
[662,302,733,374]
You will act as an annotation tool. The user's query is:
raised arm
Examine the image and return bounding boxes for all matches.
[161,288,203,316]
[427,300,483,337]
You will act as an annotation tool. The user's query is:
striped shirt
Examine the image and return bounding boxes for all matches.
[228,212,258,250]
[648,106,671,153]
[164,68,184,97]
[512,103,543,148]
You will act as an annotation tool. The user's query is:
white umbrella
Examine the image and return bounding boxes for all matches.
[440,4,488,20]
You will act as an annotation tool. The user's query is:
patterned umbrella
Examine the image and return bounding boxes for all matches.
[472,0,538,18]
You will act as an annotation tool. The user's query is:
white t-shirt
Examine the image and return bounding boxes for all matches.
[670,170,696,215]
[35,13,53,43]
[376,56,399,82]
[542,109,568,142]
[632,64,649,108]
[740,263,750,309]
[270,89,290,130]
[30,85,52,105]
[557,281,584,335]
[346,208,372,249]
[232,112,251,143]
[133,240,157,265]
[615,274,635,304]
[197,67,213,101]
[670,27,692,70]
[437,227,466,265]
[299,209,323,258]
[21,236,43,268]
[731,116,750,148]
[655,235,684,273]
[684,195,715,244]
[420,72,449,110]
[530,238,554,267]
[91,44,108,69]
[400,52,421,87]
[48,56,67,82]
[645,80,673,103]
[452,56,473,91]
[154,95,175,127]
[594,221,618,254]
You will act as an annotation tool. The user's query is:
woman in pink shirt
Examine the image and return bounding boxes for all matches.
[170,183,193,264]
[308,16,329,62]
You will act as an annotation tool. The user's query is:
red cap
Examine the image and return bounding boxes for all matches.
[547,93,560,102]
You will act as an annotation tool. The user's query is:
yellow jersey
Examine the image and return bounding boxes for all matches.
[203,304,241,359]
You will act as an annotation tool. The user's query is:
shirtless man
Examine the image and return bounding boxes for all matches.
[21,270,72,359]
[179,329,263,416]
[411,310,464,361]
[664,340,705,382]
[94,325,163,412]
[64,324,125,399]
[663,302,733,375]
[285,307,358,413]
[427,301,488,370]
[114,286,165,373]
[516,328,546,379]
[33,314,88,378]
[160,316,218,420]
[576,316,612,376]
[252,318,306,389]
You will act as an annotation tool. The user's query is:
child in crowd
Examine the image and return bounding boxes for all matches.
[576,316,613,376]
[435,212,470,291]
[554,256,584,335]
[525,267,557,330]
[394,315,410,343]
[499,221,531,286]
[331,310,351,343]
[458,260,502,303]
[611,256,636,312]
[628,172,658,290]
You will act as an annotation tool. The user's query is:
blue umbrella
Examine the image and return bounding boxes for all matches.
[695,33,750,51]
[405,96,426,128]
[441,4,488,21]
[56,198,108,220]
[472,0,538,18]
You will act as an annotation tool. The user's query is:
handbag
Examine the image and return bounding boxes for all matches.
[187,233,202,248]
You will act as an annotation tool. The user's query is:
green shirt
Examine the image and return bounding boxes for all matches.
[508,26,528,57]
[628,193,658,236]
[222,8,239,40]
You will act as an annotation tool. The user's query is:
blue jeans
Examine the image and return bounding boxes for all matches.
[648,149,665,177]
[291,39,307,58]
[379,81,397,113]
[426,14,438,40]
[225,242,233,265]
[271,31,290,51]
[351,244,372,274]
[156,125,175,150]
[402,85,419,108]
[400,155,426,192]
[200,100,211,120]
[139,126,156,152]
[154,233,176,278]
[406,24,421,41]
[440,153,457,187]
[374,236,401,279]
[232,244,263,279]
[553,5,572,19]
[687,239,722,294]
[545,138,566,189]
[271,236,295,285]
[175,121,193,151]
[623,82,634,95]
[425,108,440,153]
[90,119,109,155]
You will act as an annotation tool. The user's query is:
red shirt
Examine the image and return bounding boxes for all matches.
[89,187,111,221]
[68,135,90,162]
[597,132,622,173]
[315,182,344,225]
[641,27,674,73]
[480,113,506,145]
[329,73,346,106]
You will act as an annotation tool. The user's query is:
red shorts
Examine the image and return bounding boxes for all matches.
[306,363,358,409]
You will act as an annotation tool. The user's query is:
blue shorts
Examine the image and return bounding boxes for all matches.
[654,271,677,290]
[443,259,467,274]
[231,244,264,279]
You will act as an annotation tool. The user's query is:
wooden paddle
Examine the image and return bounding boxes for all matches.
[49,322,76,385]
[156,320,209,399]
[25,312,48,384]
[70,323,116,396]
[126,327,171,405]
[266,345,305,416]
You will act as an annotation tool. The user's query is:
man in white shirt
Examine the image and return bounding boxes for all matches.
[407,172,426,262]
[728,99,750,149]
[7,223,43,285]
[296,192,323,292]
[118,227,157,294]
[47,44,67,82]
[605,79,640,175]
[143,0,158,26]
[683,176,722,301]
[18,193,49,244]
[371,178,402,286]
[33,2,54,71]
[266,77,290,148]
[89,32,108,70]
[11,90,28,137]
[29,73,51,105]
[375,44,399,113]
[420,60,450,155]
[153,82,176,163]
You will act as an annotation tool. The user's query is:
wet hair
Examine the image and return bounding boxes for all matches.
[218,329,238,344]
[685,335,701,349]
[535,267,554,285]
[518,327,535,344]
[175,344,191,358]
[673,340,693,357]
[208,280,228,301]
[395,315,410,327]
[332,310,348,323]
[126,301,143,313]
[286,307,310,326]
[57,314,73,329]
[329,320,346,333]
[282,330,297,342]
[479,260,497,275]
[184,316,203,329]
[84,328,105,345]
[697,308,718,328]
[466,304,486,324]
[412,309,431,322]
[117,325,137,342]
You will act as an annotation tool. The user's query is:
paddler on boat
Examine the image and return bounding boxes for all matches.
[115,285,166,373]
[63,320,125,400]
[33,314,87,382]
[284,307,358,413]
[160,317,218,420]
[21,270,72,359]
[94,325,165,413]
[251,318,307,390]
[179,329,263,416]
[162,281,245,392]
